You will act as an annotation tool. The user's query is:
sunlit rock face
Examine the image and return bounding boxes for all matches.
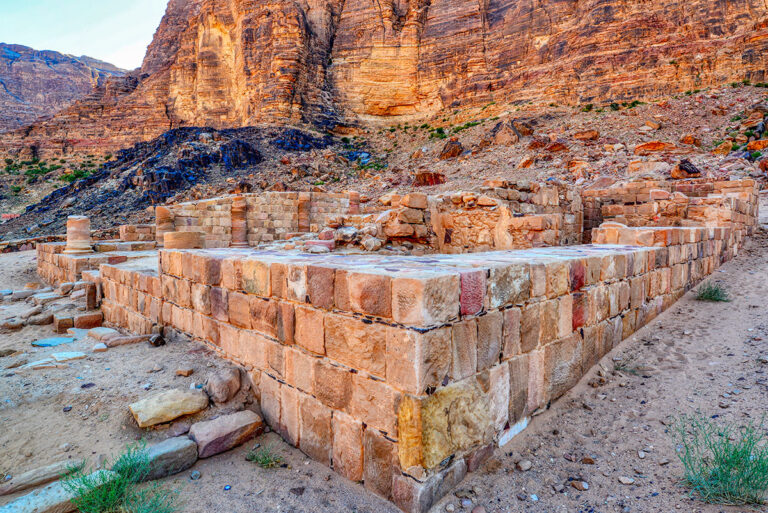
[0,44,125,132]
[4,0,768,156]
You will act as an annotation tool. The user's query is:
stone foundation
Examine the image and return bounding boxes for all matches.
[33,179,759,512]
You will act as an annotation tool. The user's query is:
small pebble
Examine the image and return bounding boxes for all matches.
[189,470,201,480]
[516,460,532,471]
[618,476,635,485]
[445,504,455,512]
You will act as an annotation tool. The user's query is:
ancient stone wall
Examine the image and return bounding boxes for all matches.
[119,224,156,242]
[165,192,356,246]
[94,219,746,511]
[37,241,156,286]
[582,179,758,243]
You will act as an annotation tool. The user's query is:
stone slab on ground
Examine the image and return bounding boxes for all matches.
[51,352,87,363]
[0,470,116,513]
[189,410,264,458]
[87,327,118,341]
[0,460,72,496]
[129,389,209,428]
[143,436,198,481]
[31,337,73,348]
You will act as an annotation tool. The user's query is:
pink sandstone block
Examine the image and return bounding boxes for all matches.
[228,291,251,329]
[307,265,335,310]
[349,374,399,435]
[312,359,352,410]
[459,270,485,316]
[284,347,315,394]
[325,314,386,377]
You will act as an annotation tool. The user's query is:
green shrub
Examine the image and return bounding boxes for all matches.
[452,121,480,133]
[752,151,763,160]
[581,103,594,112]
[246,445,283,469]
[62,442,179,513]
[429,127,447,139]
[10,185,22,194]
[610,103,620,111]
[696,282,730,302]
[675,415,768,505]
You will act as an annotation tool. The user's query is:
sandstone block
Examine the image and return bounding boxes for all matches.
[325,314,386,376]
[386,327,451,395]
[332,411,364,482]
[284,346,315,394]
[349,374,399,434]
[278,385,300,446]
[228,292,251,329]
[544,334,583,401]
[501,307,521,357]
[364,428,398,500]
[307,265,335,309]
[421,378,492,469]
[476,310,502,371]
[241,259,270,296]
[190,410,264,458]
[299,394,332,465]
[144,436,198,481]
[451,320,477,380]
[488,265,530,308]
[459,270,485,316]
[391,274,459,326]
[129,389,208,428]
[205,367,240,404]
[295,305,325,355]
[312,359,352,410]
[346,271,391,318]
[74,311,102,329]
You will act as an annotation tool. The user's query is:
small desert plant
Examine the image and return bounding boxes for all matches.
[581,103,594,112]
[62,442,179,513]
[674,415,768,505]
[246,445,283,468]
[696,282,730,302]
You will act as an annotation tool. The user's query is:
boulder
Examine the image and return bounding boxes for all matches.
[205,368,241,404]
[671,159,702,179]
[633,141,676,155]
[439,138,464,160]
[0,460,72,496]
[573,129,599,141]
[129,389,209,428]
[189,410,264,458]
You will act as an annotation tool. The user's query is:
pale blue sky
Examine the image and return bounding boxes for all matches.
[0,0,168,70]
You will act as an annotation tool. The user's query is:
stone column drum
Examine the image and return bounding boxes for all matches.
[63,216,92,254]
[155,206,175,247]
[230,196,248,248]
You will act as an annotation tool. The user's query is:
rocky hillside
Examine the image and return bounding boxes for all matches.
[0,44,125,131]
[2,0,767,158]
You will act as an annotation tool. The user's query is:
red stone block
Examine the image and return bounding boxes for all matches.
[346,271,391,318]
[249,297,277,338]
[569,261,586,291]
[74,311,103,329]
[307,265,335,310]
[459,270,485,317]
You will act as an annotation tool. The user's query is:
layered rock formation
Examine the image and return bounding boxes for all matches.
[0,44,125,131]
[3,0,768,157]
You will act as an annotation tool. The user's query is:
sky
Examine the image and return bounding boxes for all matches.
[0,0,168,70]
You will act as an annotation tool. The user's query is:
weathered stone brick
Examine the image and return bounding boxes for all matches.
[520,302,540,353]
[386,327,451,395]
[332,411,364,482]
[284,346,315,394]
[392,274,459,326]
[241,258,270,296]
[459,270,485,316]
[501,307,521,358]
[279,385,300,446]
[295,305,325,355]
[228,291,251,329]
[346,271,392,318]
[325,314,386,377]
[363,428,398,500]
[451,319,477,380]
[487,264,530,308]
[349,374,399,435]
[307,265,335,310]
[299,394,332,466]
[312,359,352,410]
[476,311,502,371]
[210,287,228,322]
[249,297,277,338]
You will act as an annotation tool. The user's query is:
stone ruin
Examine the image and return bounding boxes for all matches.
[32,177,759,512]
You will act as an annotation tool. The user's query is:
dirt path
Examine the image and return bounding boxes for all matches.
[2,196,768,512]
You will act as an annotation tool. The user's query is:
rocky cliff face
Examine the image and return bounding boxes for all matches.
[0,44,125,132]
[3,0,768,157]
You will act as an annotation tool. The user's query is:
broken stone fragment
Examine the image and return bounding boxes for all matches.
[189,410,264,458]
[0,470,116,513]
[129,389,209,428]
[88,327,119,341]
[205,367,241,404]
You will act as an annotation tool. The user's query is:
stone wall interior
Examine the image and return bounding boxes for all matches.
[34,178,758,513]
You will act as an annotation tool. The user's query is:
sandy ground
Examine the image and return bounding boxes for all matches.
[1,195,768,512]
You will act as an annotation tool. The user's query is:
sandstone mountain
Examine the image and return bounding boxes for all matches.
[0,43,125,132]
[3,0,768,157]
